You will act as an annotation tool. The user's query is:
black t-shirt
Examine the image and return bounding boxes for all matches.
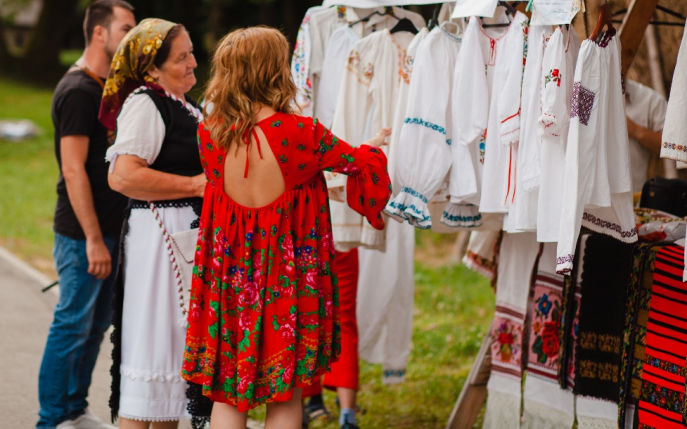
[52,69,127,240]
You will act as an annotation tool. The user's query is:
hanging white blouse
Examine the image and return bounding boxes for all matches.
[537,26,579,243]
[291,6,326,116]
[661,21,687,164]
[387,28,430,193]
[510,24,553,233]
[450,13,528,215]
[308,6,426,117]
[556,32,637,274]
[330,29,417,249]
[315,25,360,129]
[384,26,463,229]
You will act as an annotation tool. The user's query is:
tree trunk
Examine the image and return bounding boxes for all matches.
[0,17,10,71]
[20,0,79,74]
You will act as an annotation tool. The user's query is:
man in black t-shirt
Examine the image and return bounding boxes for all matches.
[37,2,135,429]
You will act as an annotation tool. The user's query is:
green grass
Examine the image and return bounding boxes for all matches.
[0,74,495,428]
[0,76,58,273]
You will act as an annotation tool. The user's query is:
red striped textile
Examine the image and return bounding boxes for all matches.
[638,245,687,429]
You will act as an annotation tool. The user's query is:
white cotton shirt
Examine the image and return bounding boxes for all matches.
[105,93,166,165]
[661,21,687,164]
[625,79,668,192]
[385,26,463,229]
[329,29,416,249]
[537,26,579,242]
[315,25,360,128]
[451,13,528,214]
[511,24,553,233]
[556,34,637,274]
[291,6,326,116]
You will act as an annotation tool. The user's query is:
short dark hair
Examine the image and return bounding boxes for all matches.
[153,25,186,69]
[83,0,134,45]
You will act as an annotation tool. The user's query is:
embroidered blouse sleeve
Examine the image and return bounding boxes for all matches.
[384,33,453,229]
[312,119,390,230]
[538,28,567,143]
[105,93,166,165]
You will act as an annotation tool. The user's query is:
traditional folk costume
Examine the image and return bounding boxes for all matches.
[555,30,637,274]
[100,19,206,423]
[182,114,391,411]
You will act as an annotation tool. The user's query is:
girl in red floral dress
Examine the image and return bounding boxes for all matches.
[181,27,391,428]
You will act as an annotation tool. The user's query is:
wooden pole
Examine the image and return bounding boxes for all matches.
[619,0,660,74]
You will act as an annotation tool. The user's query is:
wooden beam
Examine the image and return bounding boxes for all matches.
[446,324,492,429]
[619,0,660,74]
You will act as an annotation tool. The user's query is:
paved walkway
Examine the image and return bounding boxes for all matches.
[0,246,266,429]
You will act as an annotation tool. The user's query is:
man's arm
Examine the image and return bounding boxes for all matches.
[627,117,662,155]
[61,135,112,279]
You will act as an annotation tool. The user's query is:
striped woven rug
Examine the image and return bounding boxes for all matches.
[638,245,687,429]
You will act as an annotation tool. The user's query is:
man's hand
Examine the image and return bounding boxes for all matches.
[626,117,662,155]
[86,237,112,279]
[364,127,392,148]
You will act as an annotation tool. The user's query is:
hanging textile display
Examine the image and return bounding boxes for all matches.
[555,30,637,274]
[385,25,464,228]
[522,243,575,429]
[482,232,540,429]
[637,245,687,428]
[292,6,326,116]
[661,21,687,165]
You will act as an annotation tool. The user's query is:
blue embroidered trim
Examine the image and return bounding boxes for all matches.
[441,210,483,226]
[404,117,451,145]
[400,186,429,204]
[383,369,406,378]
[385,200,431,230]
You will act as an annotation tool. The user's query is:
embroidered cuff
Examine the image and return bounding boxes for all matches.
[440,203,482,228]
[382,368,406,385]
[661,142,687,164]
[383,187,431,229]
[555,253,574,275]
[537,113,560,141]
[581,212,638,244]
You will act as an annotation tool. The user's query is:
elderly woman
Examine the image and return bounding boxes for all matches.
[100,19,207,428]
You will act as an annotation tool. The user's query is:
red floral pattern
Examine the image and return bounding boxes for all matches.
[182,114,390,411]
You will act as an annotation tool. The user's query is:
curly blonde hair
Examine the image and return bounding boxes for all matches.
[203,26,297,151]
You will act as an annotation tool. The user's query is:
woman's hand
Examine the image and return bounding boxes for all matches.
[364,127,391,148]
[191,173,208,197]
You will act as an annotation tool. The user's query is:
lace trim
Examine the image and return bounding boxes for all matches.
[129,198,202,210]
[522,399,574,429]
[482,390,521,429]
[187,383,212,429]
[120,365,184,382]
[118,412,186,422]
[576,416,616,429]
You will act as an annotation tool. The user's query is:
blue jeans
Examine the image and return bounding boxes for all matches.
[37,233,119,428]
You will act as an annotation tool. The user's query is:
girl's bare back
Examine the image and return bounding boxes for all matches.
[223,108,286,208]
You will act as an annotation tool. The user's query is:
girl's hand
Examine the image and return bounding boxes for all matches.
[364,127,391,148]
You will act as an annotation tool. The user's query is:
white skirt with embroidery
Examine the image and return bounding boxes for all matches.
[119,206,196,422]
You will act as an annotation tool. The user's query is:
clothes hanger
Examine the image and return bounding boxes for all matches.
[482,1,517,28]
[612,3,686,27]
[588,2,613,43]
[348,6,394,28]
[390,17,419,34]
[427,5,440,30]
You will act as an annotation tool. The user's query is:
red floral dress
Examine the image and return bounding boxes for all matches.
[182,113,390,411]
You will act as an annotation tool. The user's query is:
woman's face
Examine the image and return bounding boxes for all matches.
[149,30,197,97]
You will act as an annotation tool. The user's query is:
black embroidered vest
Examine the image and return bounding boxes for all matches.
[142,88,203,177]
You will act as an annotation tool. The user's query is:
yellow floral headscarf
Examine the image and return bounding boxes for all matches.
[99,18,177,130]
